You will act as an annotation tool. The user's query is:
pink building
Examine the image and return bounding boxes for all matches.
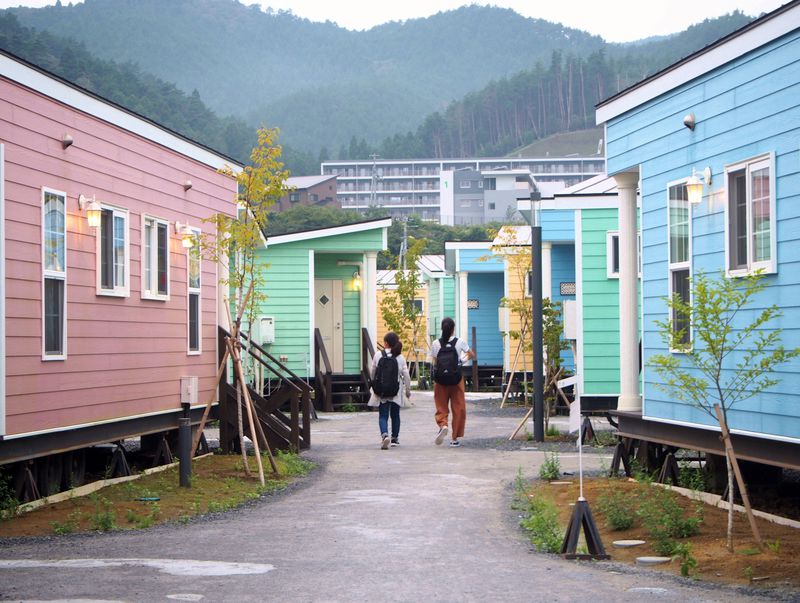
[0,50,240,495]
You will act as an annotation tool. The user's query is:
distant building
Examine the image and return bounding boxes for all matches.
[321,156,605,224]
[275,174,339,212]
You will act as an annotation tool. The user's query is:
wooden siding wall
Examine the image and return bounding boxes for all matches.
[578,209,622,395]
[254,245,312,377]
[1,77,236,436]
[467,272,504,365]
[605,29,800,439]
[375,286,430,360]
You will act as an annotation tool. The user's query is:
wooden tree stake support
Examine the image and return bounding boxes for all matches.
[560,498,610,560]
[714,404,762,548]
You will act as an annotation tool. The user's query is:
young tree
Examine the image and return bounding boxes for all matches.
[379,237,428,381]
[650,271,799,550]
[195,126,290,482]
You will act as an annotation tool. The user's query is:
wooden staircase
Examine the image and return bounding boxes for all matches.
[217,326,313,453]
[313,327,375,412]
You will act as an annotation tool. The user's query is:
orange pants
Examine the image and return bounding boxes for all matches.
[434,380,466,439]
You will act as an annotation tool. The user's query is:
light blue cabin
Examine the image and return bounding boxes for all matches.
[597,3,800,464]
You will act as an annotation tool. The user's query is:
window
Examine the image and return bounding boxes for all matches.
[142,216,170,300]
[412,298,424,315]
[187,229,201,354]
[725,154,775,275]
[667,181,691,349]
[459,181,472,189]
[289,192,300,202]
[96,205,129,296]
[606,231,641,278]
[42,188,66,359]
[488,202,496,210]
[309,193,319,203]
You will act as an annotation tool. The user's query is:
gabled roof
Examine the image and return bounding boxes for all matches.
[264,217,392,246]
[286,174,337,189]
[0,49,241,171]
[556,173,618,196]
[418,255,446,275]
[596,1,800,124]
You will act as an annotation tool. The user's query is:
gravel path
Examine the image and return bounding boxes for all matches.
[0,392,791,602]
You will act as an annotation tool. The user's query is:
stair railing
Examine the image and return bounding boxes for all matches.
[314,328,333,412]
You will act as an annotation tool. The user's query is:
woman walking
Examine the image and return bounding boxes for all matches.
[429,317,474,447]
[368,332,412,449]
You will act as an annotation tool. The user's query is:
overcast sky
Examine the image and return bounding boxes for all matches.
[0,0,789,41]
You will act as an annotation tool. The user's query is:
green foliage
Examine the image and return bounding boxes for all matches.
[380,237,428,369]
[50,510,82,535]
[519,492,564,553]
[597,488,635,531]
[678,464,708,492]
[0,472,19,519]
[538,452,561,481]
[743,565,755,583]
[591,430,618,448]
[650,271,800,423]
[671,542,698,577]
[88,496,116,532]
[274,450,314,477]
[636,486,701,555]
[766,539,780,554]
[545,424,560,438]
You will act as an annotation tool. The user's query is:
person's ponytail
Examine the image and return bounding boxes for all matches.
[384,332,402,356]
[440,317,455,341]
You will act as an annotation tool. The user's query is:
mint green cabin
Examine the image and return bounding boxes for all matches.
[249,218,391,389]
[568,175,640,411]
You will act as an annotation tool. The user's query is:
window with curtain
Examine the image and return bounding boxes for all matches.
[43,189,66,358]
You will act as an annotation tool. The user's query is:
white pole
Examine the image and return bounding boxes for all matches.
[578,417,585,501]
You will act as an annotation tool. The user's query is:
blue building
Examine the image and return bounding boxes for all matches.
[596,1,800,470]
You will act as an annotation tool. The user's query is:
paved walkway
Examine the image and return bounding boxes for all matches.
[0,393,781,602]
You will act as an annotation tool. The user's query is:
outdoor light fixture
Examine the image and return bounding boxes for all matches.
[686,167,712,205]
[62,134,74,149]
[183,180,193,191]
[353,271,362,291]
[683,113,696,131]
[78,194,102,229]
[175,221,196,248]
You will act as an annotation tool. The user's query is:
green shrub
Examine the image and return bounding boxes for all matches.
[545,424,560,438]
[538,452,561,481]
[274,450,314,476]
[677,464,708,492]
[637,486,701,554]
[671,542,698,577]
[597,487,635,531]
[88,497,116,532]
[0,472,19,519]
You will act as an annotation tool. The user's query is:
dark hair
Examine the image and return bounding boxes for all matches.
[383,332,402,356]
[440,317,455,341]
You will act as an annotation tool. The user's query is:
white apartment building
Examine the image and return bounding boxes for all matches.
[321,156,605,224]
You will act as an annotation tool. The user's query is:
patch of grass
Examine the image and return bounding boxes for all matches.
[766,539,781,554]
[519,491,563,553]
[538,452,561,481]
[678,463,709,492]
[545,424,560,438]
[0,452,316,537]
[340,401,357,413]
[591,430,618,448]
[597,487,635,531]
[737,547,761,556]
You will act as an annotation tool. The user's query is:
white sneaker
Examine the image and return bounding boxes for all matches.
[449,439,461,447]
[381,434,390,450]
[435,426,448,445]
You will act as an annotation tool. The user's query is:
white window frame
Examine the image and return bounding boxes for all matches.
[41,187,67,360]
[141,214,170,301]
[459,180,472,189]
[606,231,642,279]
[187,227,202,355]
[95,203,130,297]
[412,298,424,315]
[724,153,776,277]
[667,178,692,352]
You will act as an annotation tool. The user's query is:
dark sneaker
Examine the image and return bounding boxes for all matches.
[449,440,461,447]
[435,426,448,445]
[381,434,390,450]
[391,438,400,447]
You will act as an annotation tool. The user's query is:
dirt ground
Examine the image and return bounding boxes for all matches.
[532,477,800,589]
[0,453,304,538]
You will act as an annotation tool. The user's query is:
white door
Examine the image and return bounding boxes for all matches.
[315,279,343,372]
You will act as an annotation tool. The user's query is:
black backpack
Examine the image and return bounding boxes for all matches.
[434,337,462,385]
[372,350,400,398]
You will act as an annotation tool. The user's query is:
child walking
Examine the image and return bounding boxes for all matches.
[367,332,412,449]
[429,317,474,447]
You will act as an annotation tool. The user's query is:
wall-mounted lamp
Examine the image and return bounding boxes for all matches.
[686,167,712,205]
[183,180,193,191]
[175,221,196,248]
[683,113,696,131]
[62,134,74,149]
[353,271,362,291]
[78,194,102,228]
